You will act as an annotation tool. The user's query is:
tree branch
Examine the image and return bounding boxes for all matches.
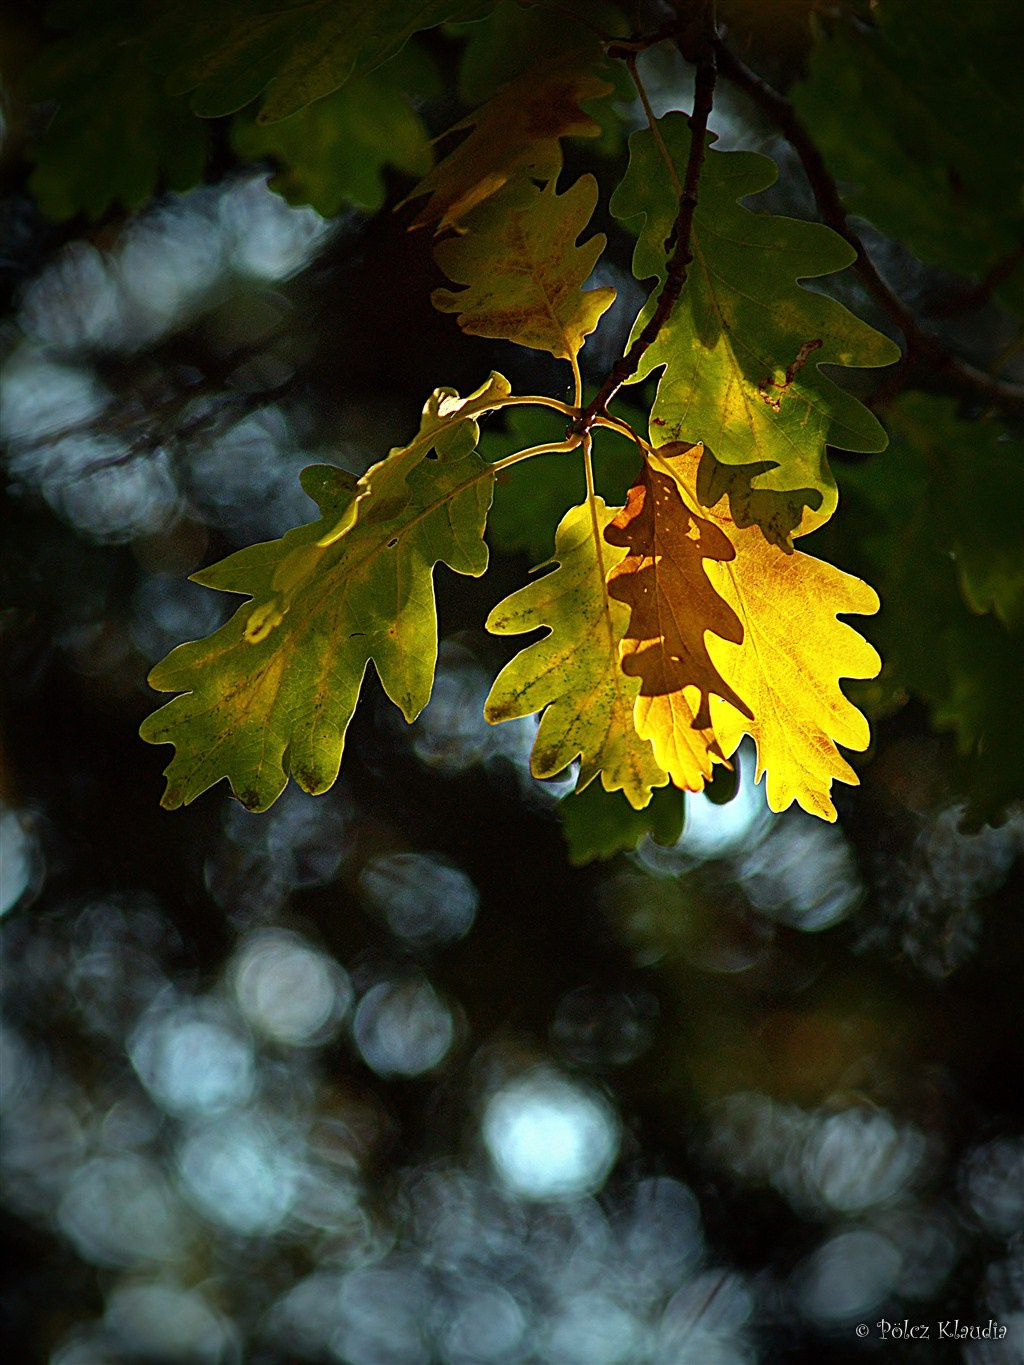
[714,43,1024,416]
[577,8,718,430]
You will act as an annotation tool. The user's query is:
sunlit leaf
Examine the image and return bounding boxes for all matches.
[604,460,752,792]
[141,397,498,811]
[231,45,439,216]
[156,0,493,121]
[648,442,881,821]
[24,1,205,220]
[432,175,615,361]
[405,46,613,231]
[318,370,511,546]
[485,498,667,809]
[610,114,900,538]
[560,781,685,865]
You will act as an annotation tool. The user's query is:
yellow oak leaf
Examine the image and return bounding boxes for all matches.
[404,48,612,231]
[650,442,881,820]
[604,462,752,791]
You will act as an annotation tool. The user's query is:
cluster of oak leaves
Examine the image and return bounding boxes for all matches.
[142,50,903,824]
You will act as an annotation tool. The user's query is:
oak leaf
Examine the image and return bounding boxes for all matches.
[604,462,751,791]
[649,443,881,821]
[432,175,615,361]
[485,499,667,808]
[405,48,613,231]
[141,403,496,811]
[157,0,493,121]
[610,114,900,540]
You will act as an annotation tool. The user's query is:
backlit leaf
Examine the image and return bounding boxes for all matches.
[432,176,615,361]
[157,0,493,121]
[485,499,667,809]
[405,47,613,231]
[604,461,751,792]
[648,443,881,821]
[141,397,497,811]
[610,114,900,538]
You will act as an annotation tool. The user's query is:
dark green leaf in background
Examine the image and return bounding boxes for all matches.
[793,0,1024,313]
[230,45,440,216]
[835,394,1024,821]
[24,1,206,220]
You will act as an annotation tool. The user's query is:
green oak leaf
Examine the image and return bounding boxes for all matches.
[141,411,496,811]
[560,781,685,865]
[433,175,615,361]
[156,0,493,122]
[484,498,668,809]
[610,114,900,539]
[24,1,206,220]
[794,0,1024,313]
[230,45,439,216]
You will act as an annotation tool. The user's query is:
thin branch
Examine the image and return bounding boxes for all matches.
[715,43,1024,416]
[578,7,718,430]
[625,53,682,196]
[925,240,1024,318]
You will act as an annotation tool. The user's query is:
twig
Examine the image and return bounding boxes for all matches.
[578,7,718,430]
[714,43,1024,416]
[925,240,1024,317]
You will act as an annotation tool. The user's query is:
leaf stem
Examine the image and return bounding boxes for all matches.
[581,430,617,656]
[570,352,584,411]
[625,53,682,196]
[491,437,580,473]
[593,412,654,454]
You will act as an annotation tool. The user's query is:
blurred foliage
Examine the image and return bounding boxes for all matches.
[22,0,207,220]
[833,395,1024,823]
[793,0,1024,311]
[230,45,441,216]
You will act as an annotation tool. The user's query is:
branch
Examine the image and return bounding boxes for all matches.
[578,9,718,430]
[714,44,1024,416]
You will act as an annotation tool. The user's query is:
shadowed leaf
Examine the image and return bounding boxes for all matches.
[24,1,206,220]
[604,460,751,792]
[230,45,439,216]
[156,0,493,121]
[560,781,685,865]
[794,0,1024,313]
[405,47,613,231]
